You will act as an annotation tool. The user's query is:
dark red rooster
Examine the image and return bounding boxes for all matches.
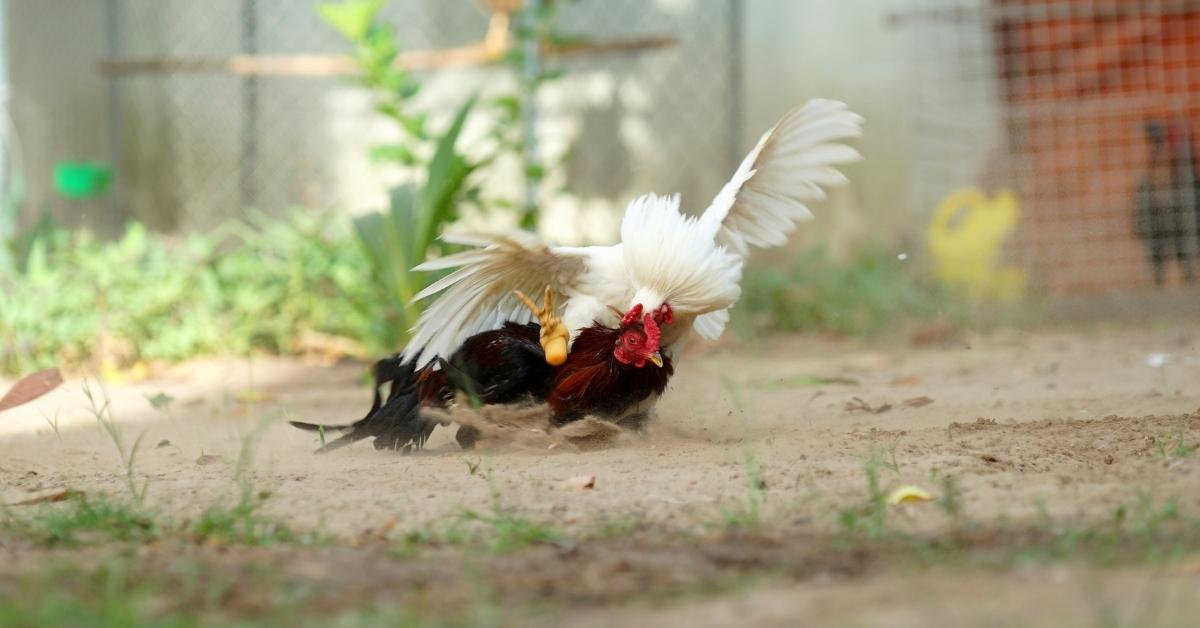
[291,297,673,452]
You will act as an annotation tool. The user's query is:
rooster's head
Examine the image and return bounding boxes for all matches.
[612,304,665,368]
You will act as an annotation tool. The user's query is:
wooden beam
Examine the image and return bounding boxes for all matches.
[96,36,676,77]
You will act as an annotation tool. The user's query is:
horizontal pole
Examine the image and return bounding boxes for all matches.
[96,36,676,77]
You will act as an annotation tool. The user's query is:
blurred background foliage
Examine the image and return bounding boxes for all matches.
[1,213,382,375]
[0,0,960,377]
[0,222,953,376]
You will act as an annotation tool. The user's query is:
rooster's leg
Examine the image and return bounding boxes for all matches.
[514,287,570,366]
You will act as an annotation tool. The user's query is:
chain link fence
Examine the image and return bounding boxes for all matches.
[75,0,739,240]
[895,0,1200,295]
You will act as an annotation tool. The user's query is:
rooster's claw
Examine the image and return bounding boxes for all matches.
[514,287,570,366]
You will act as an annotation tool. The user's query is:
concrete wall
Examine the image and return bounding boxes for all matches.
[6,0,113,232]
[739,0,1002,252]
[4,0,1003,250]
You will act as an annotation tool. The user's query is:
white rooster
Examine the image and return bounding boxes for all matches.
[403,99,863,367]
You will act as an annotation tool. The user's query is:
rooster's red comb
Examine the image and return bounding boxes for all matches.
[621,303,644,326]
[642,313,661,352]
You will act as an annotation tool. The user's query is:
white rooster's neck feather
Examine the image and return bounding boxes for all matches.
[619,193,743,316]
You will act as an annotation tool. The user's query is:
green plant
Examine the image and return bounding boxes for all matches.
[319,1,490,347]
[320,0,427,168]
[464,458,482,476]
[1,493,160,546]
[458,506,559,554]
[1,412,312,550]
[721,447,766,532]
[938,474,965,524]
[188,414,314,547]
[0,210,386,375]
[716,375,767,531]
[1153,421,1197,460]
[732,247,963,339]
[837,448,893,540]
[352,99,479,347]
[319,0,572,344]
[39,406,62,441]
[82,378,149,505]
[186,489,302,547]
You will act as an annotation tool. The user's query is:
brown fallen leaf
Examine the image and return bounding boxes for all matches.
[196,454,227,466]
[903,396,935,408]
[844,397,892,414]
[10,489,85,506]
[563,475,596,490]
[909,320,961,346]
[0,368,64,413]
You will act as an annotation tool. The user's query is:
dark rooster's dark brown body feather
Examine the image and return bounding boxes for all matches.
[550,324,673,422]
[291,320,673,452]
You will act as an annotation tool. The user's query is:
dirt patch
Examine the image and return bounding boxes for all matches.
[4,521,1198,626]
[947,413,1199,473]
[423,395,630,452]
[2,323,1199,624]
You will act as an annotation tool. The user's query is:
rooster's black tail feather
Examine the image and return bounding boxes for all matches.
[290,354,435,453]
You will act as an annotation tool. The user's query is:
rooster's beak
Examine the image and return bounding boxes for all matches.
[648,352,663,368]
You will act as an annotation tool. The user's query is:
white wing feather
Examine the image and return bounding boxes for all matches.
[694,99,864,339]
[402,232,593,365]
[701,99,863,256]
[405,101,861,359]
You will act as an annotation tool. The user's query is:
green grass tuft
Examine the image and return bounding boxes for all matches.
[2,494,160,547]
[837,447,893,540]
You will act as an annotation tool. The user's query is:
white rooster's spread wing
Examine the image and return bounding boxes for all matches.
[402,232,594,365]
[693,99,864,340]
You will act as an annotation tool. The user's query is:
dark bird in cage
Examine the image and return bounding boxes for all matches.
[1133,120,1200,286]
[290,291,672,452]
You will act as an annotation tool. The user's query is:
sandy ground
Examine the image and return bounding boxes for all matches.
[2,322,1199,625]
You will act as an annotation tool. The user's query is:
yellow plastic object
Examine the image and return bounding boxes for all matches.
[927,188,1027,302]
[99,359,151,384]
[886,485,935,505]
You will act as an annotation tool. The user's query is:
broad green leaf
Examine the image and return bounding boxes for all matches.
[369,144,418,166]
[398,112,427,139]
[387,184,419,270]
[317,0,385,42]
[492,95,520,118]
[416,95,477,257]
